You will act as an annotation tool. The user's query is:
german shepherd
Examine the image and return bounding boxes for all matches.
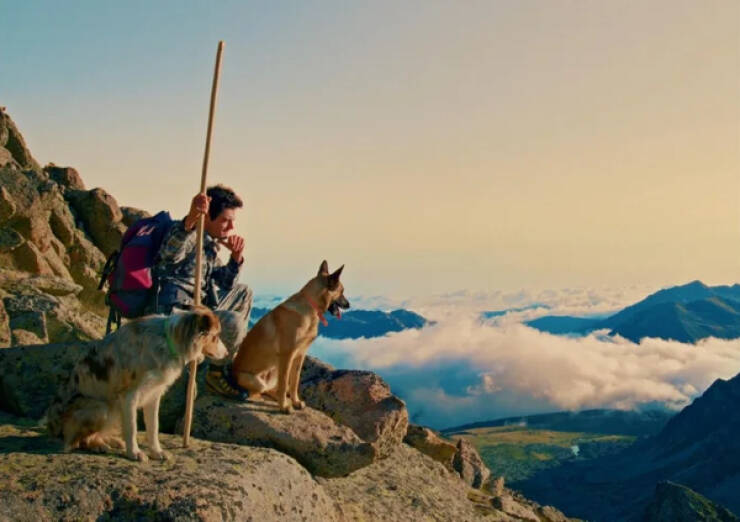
[46,307,227,461]
[232,260,349,413]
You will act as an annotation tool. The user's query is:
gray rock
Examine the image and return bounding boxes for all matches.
[319,443,483,522]
[180,393,377,478]
[0,108,40,171]
[300,361,409,458]
[0,417,340,522]
[8,311,47,343]
[121,206,151,227]
[66,187,125,257]
[453,438,491,489]
[404,423,457,468]
[45,165,86,190]
[491,493,540,521]
[0,342,86,417]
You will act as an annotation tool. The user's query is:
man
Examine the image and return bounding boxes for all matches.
[156,184,252,399]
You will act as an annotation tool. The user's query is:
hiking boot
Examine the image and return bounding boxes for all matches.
[205,364,248,401]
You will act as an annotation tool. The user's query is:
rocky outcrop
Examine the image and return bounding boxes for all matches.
[300,357,408,458]
[453,438,491,489]
[0,270,104,349]
[318,443,482,521]
[66,187,127,257]
[0,108,40,171]
[404,423,457,468]
[0,108,125,333]
[121,205,151,227]
[0,414,340,522]
[181,394,376,478]
[642,481,738,522]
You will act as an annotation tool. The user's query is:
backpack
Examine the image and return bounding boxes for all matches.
[98,211,174,333]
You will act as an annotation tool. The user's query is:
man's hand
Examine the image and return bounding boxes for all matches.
[184,193,211,231]
[220,234,245,264]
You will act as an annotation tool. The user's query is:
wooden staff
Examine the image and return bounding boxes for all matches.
[183,40,225,448]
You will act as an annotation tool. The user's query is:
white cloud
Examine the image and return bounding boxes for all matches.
[312,313,740,427]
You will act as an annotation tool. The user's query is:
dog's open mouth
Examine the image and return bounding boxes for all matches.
[328,299,349,319]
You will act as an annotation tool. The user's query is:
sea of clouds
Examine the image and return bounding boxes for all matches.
[308,286,740,429]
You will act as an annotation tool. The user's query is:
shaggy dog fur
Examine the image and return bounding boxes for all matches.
[232,261,349,413]
[46,307,227,461]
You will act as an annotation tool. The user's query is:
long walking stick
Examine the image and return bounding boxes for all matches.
[183,40,225,448]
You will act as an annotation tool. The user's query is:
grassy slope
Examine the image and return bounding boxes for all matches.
[449,426,634,483]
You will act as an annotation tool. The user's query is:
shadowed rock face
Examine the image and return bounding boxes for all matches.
[642,482,739,522]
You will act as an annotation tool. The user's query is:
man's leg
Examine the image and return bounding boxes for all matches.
[205,284,253,400]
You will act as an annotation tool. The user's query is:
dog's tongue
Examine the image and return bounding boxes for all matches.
[337,309,342,320]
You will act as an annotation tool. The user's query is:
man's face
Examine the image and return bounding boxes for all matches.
[205,207,237,239]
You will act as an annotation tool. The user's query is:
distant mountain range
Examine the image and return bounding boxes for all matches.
[442,408,673,438]
[523,281,740,343]
[514,371,740,520]
[249,307,429,339]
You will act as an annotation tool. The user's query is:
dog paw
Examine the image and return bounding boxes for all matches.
[279,402,292,414]
[291,399,306,410]
[149,449,172,462]
[128,449,149,462]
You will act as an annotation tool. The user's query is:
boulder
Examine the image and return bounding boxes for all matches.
[121,206,151,227]
[0,274,103,346]
[318,443,484,522]
[11,240,53,275]
[0,108,40,171]
[453,439,491,489]
[0,415,340,522]
[0,342,86,418]
[66,187,126,256]
[0,146,17,169]
[300,358,408,458]
[404,424,457,468]
[45,165,86,190]
[179,393,377,478]
[0,186,16,223]
[491,493,541,521]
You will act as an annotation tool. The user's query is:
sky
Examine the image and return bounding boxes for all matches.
[3,0,739,299]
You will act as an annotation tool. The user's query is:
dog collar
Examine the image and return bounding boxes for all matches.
[164,318,178,358]
[305,295,329,327]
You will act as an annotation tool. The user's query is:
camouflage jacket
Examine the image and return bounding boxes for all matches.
[154,219,242,312]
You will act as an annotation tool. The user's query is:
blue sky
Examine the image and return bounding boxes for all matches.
[4,1,738,298]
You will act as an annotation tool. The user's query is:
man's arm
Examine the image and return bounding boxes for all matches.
[158,193,210,265]
[211,256,242,291]
[157,219,196,265]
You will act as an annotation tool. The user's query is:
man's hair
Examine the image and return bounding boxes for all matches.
[206,184,243,220]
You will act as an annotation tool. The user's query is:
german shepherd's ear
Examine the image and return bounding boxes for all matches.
[328,264,344,290]
[318,260,329,277]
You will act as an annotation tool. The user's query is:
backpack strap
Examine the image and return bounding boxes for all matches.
[98,250,119,290]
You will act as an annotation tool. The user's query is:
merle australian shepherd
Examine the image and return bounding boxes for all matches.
[46,307,228,462]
